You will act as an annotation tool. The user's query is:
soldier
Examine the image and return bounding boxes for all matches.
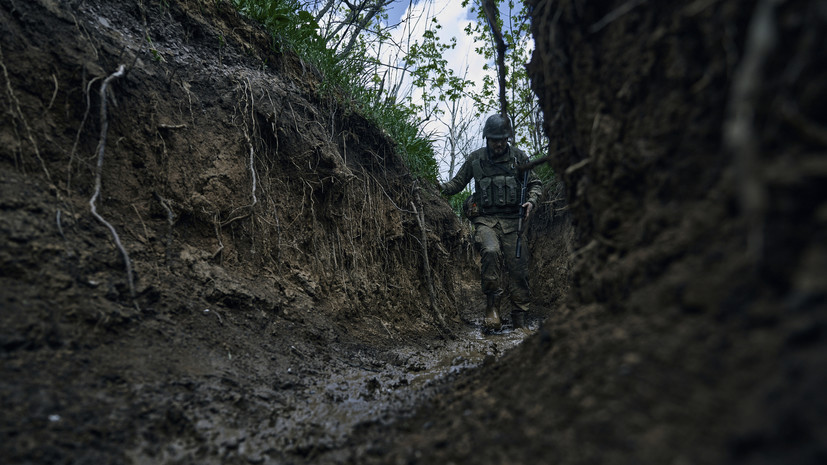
[439,114,542,331]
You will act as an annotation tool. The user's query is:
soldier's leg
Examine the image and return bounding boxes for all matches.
[474,224,503,295]
[474,224,503,330]
[502,229,530,328]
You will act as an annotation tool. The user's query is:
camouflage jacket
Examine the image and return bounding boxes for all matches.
[442,145,542,220]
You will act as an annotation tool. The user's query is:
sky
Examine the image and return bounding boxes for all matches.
[379,0,497,180]
[312,0,530,179]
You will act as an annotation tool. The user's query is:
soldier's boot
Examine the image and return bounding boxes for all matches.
[483,293,502,331]
[511,310,527,329]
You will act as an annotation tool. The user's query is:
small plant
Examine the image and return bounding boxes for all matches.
[449,189,474,218]
[217,33,225,66]
[145,33,165,62]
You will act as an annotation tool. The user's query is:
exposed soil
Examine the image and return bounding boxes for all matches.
[1,0,824,465]
[0,0,566,463]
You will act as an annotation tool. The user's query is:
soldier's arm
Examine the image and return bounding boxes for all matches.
[525,170,543,208]
[440,158,474,195]
[514,147,542,208]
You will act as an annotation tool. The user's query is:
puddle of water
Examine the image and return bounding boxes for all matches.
[128,324,536,462]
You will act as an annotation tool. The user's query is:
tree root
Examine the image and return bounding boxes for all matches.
[0,44,53,184]
[67,74,102,192]
[154,192,176,263]
[412,187,447,328]
[89,64,136,300]
[724,0,780,264]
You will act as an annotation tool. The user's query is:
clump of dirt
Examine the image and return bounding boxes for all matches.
[1,0,571,464]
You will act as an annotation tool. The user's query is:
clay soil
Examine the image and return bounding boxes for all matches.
[1,1,825,465]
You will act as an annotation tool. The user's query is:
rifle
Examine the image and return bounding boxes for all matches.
[516,168,529,258]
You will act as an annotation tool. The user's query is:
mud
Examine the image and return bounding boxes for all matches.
[2,0,824,464]
[0,0,566,464]
[343,1,827,464]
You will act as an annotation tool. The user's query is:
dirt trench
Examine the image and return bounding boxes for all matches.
[0,0,569,464]
[2,0,825,465]
[343,1,826,465]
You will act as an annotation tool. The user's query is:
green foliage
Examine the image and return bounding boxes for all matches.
[232,0,320,46]
[404,22,477,122]
[448,188,473,217]
[230,0,438,181]
[533,162,556,185]
[463,0,545,158]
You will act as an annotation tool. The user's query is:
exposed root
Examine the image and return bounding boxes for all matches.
[565,158,591,176]
[374,316,394,339]
[724,0,780,263]
[131,204,150,244]
[154,192,176,263]
[218,78,260,232]
[245,129,258,206]
[211,215,225,262]
[779,98,827,147]
[89,64,136,300]
[412,187,446,328]
[56,209,67,242]
[67,74,102,192]
[366,171,415,214]
[242,78,258,209]
[70,12,100,59]
[590,0,649,34]
[0,44,53,185]
[47,73,59,111]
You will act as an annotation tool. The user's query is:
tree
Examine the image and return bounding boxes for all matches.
[441,74,477,180]
[462,0,546,158]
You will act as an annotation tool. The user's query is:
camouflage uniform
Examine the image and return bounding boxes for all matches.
[441,143,542,325]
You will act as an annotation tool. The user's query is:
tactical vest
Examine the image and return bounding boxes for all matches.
[471,148,524,218]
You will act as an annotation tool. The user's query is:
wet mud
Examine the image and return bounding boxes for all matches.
[2,0,824,464]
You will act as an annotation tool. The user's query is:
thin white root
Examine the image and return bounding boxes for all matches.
[154,192,175,262]
[67,75,102,192]
[247,134,258,206]
[211,216,225,261]
[0,44,53,184]
[47,73,59,111]
[89,64,136,299]
[56,209,67,242]
[243,78,258,208]
[724,0,780,263]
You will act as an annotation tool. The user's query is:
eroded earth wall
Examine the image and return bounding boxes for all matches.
[0,1,481,462]
[353,1,826,464]
[0,0,473,335]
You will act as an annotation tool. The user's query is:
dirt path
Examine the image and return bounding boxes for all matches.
[0,166,541,462]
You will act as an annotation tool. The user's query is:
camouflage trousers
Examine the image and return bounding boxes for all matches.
[473,216,530,312]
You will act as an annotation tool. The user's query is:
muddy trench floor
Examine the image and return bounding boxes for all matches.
[4,302,541,465]
[0,181,545,464]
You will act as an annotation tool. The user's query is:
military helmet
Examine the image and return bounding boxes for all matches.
[482,114,511,139]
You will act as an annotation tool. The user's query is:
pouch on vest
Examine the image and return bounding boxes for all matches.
[479,177,493,207]
[506,176,519,205]
[493,176,507,206]
[463,193,480,219]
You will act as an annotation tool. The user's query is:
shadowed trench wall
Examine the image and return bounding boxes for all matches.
[1,0,825,464]
[347,1,826,464]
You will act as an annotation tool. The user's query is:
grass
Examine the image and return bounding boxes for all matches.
[230,0,438,181]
